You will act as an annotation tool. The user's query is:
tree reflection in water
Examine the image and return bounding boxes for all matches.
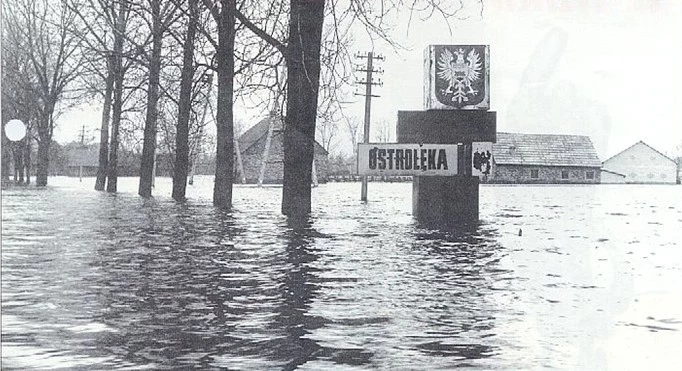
[269,216,374,369]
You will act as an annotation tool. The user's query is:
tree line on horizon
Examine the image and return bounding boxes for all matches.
[2,0,479,215]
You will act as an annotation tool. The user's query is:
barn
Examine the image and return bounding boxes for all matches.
[236,116,329,184]
[487,132,601,184]
[601,141,677,184]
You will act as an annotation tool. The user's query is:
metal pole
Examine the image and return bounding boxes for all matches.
[360,52,373,202]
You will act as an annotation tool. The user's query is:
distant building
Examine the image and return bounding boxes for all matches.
[601,141,677,184]
[237,116,329,184]
[65,143,99,177]
[488,132,601,184]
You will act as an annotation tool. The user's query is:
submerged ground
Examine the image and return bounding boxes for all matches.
[2,177,681,370]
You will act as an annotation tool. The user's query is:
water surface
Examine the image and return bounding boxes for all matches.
[2,177,681,369]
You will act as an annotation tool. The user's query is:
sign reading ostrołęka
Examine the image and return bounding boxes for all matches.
[424,45,490,110]
[357,143,458,176]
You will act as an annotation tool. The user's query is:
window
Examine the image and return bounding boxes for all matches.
[586,171,595,180]
[561,170,569,179]
[648,173,654,179]
[661,173,667,179]
[530,169,539,179]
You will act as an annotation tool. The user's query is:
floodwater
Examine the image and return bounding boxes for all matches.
[2,177,681,370]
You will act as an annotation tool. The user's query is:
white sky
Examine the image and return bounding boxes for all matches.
[55,0,682,160]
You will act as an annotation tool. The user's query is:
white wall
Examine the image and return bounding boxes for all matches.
[601,171,627,184]
[603,142,677,184]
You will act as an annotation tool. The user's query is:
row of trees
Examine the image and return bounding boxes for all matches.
[2,0,471,215]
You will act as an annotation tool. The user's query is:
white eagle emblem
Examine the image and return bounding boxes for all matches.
[437,47,482,104]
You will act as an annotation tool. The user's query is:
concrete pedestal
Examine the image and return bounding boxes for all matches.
[412,176,479,226]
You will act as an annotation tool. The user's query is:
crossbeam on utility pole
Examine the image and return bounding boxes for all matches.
[354,51,384,202]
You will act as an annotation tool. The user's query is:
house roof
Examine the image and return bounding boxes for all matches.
[237,115,328,155]
[238,116,283,153]
[602,140,676,164]
[493,132,601,167]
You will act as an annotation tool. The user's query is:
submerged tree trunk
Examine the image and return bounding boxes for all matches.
[139,0,163,198]
[107,79,123,193]
[1,123,10,182]
[212,0,236,208]
[24,134,31,184]
[106,0,128,193]
[13,144,25,184]
[172,0,197,202]
[281,0,325,216]
[36,140,49,186]
[36,141,49,185]
[96,56,114,191]
[36,109,53,186]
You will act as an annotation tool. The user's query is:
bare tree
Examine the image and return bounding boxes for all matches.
[232,0,481,214]
[171,0,198,201]
[374,118,392,143]
[4,0,85,186]
[197,0,238,208]
[1,18,40,184]
[107,0,132,192]
[344,115,362,154]
[137,0,181,197]
[316,115,338,154]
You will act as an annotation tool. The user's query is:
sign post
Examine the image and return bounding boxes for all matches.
[397,44,496,226]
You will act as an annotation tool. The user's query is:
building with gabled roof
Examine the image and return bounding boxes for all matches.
[601,141,677,184]
[236,116,329,184]
[488,132,601,184]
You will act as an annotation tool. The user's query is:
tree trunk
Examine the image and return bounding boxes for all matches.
[107,81,123,192]
[106,0,127,193]
[36,139,49,186]
[212,0,236,208]
[24,135,31,184]
[138,0,163,198]
[13,145,24,184]
[281,0,325,216]
[172,0,197,202]
[96,56,114,191]
[36,108,53,186]
[1,123,10,182]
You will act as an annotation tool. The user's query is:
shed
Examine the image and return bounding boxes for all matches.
[237,116,329,184]
[601,141,677,184]
[488,132,601,184]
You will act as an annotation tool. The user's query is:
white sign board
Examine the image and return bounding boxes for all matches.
[358,143,458,176]
[472,142,493,177]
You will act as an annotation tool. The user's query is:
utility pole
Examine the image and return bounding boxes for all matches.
[355,51,384,202]
[79,125,85,182]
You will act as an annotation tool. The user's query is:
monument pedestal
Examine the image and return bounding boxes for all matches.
[397,110,495,227]
[412,176,479,226]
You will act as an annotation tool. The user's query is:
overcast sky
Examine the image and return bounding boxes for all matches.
[55,0,682,160]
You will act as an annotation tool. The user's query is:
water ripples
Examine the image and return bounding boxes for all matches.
[2,178,681,369]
